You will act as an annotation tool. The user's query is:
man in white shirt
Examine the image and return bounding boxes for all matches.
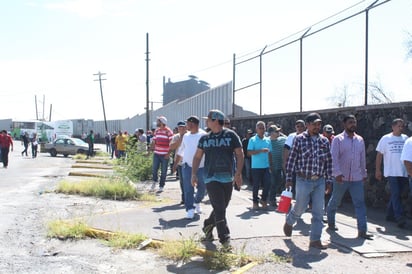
[375,118,409,228]
[170,121,187,204]
[400,134,412,220]
[176,116,207,219]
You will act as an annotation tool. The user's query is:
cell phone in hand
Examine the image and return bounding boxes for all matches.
[233,182,240,191]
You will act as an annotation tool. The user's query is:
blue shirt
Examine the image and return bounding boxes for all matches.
[247,134,271,169]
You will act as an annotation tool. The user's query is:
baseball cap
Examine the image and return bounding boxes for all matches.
[305,112,322,124]
[177,120,186,127]
[186,115,200,124]
[323,124,334,134]
[295,119,305,125]
[157,115,167,125]
[268,125,281,133]
[203,109,225,121]
[246,129,253,134]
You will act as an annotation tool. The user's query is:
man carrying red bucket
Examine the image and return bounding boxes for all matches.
[282,113,333,250]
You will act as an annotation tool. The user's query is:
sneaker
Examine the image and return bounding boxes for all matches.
[201,223,214,241]
[397,216,407,228]
[260,200,268,210]
[194,203,202,214]
[283,222,292,237]
[186,209,195,219]
[327,224,339,231]
[221,239,232,252]
[358,231,373,240]
[309,240,328,249]
[157,187,164,193]
[252,202,259,210]
[150,182,156,192]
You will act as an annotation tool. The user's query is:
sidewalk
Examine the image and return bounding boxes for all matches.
[83,174,412,257]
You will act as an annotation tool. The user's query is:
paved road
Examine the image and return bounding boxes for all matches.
[1,142,412,273]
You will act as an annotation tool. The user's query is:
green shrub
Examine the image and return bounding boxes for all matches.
[118,149,153,182]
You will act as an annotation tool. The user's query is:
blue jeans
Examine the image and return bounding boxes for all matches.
[269,169,283,203]
[182,164,206,211]
[152,153,169,187]
[244,158,251,181]
[177,165,184,202]
[286,176,325,241]
[251,168,271,203]
[327,180,367,232]
[386,176,408,220]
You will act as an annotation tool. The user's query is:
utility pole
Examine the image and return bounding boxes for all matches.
[93,71,108,132]
[35,95,39,120]
[145,33,150,132]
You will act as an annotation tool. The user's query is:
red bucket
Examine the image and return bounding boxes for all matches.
[277,187,293,213]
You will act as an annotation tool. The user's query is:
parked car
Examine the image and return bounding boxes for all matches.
[44,137,90,157]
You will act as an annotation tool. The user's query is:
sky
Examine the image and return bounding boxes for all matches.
[0,0,411,121]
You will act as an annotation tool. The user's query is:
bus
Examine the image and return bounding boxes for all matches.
[11,120,73,142]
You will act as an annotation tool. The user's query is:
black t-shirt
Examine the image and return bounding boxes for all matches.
[198,128,242,183]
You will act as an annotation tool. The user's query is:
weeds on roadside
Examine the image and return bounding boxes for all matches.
[158,234,199,264]
[56,178,138,200]
[106,232,148,249]
[56,177,158,201]
[115,150,152,182]
[204,243,254,271]
[47,220,88,240]
[72,154,87,160]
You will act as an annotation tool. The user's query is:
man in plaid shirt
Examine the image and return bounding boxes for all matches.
[283,112,332,249]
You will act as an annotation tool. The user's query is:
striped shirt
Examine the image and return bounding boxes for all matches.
[153,127,173,155]
[331,131,367,181]
[285,131,332,183]
[270,136,286,170]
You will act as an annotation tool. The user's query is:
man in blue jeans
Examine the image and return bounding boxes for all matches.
[375,118,409,228]
[327,114,373,240]
[191,109,244,249]
[247,121,272,210]
[283,112,333,249]
[150,116,173,193]
[176,116,207,219]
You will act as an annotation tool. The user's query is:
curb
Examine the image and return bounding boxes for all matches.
[71,164,113,170]
[68,172,108,178]
[84,227,258,273]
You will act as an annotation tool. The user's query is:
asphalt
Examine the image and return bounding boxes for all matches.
[71,162,412,258]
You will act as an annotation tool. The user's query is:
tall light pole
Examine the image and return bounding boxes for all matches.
[145,33,150,132]
[93,71,108,132]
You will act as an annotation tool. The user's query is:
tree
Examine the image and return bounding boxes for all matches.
[328,84,352,107]
[368,80,392,104]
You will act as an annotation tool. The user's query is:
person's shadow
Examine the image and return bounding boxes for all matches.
[326,228,365,254]
[236,208,271,220]
[152,203,184,213]
[154,215,200,230]
[272,239,328,269]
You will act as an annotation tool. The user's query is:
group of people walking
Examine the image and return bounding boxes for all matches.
[148,110,412,250]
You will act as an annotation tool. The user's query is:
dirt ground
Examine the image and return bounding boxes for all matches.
[0,144,411,273]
